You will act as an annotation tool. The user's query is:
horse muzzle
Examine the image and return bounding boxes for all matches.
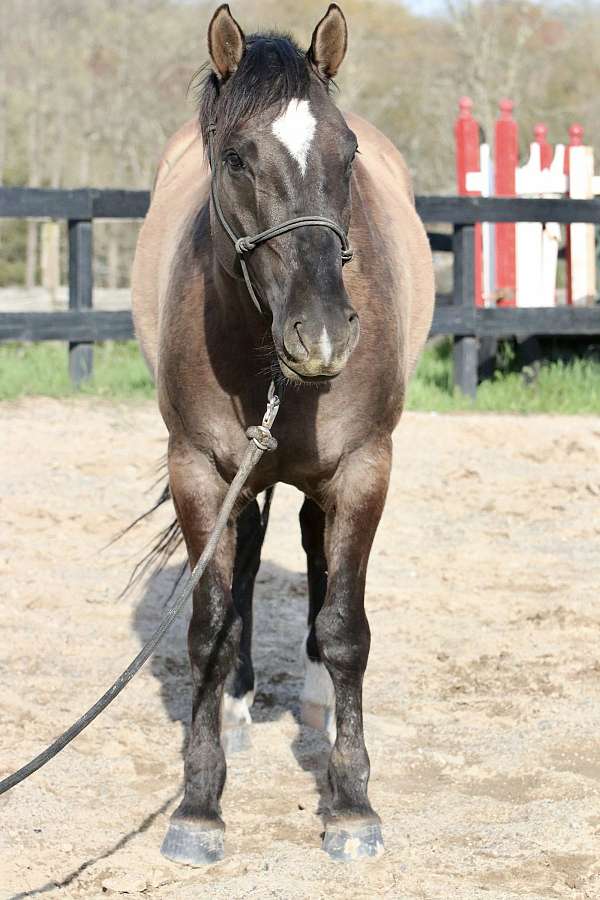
[278,307,360,381]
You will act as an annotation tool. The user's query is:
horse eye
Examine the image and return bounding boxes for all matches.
[346,146,358,174]
[225,151,244,172]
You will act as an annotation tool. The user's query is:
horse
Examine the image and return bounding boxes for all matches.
[131,2,434,865]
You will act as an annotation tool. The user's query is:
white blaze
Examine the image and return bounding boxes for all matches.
[319,326,333,364]
[271,99,316,176]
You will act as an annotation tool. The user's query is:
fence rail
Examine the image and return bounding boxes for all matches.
[1,188,599,395]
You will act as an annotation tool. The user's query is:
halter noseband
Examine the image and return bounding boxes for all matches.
[206,123,354,315]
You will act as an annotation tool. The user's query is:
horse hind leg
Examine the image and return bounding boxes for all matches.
[299,497,336,743]
[222,491,272,752]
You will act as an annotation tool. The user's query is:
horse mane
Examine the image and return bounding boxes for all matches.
[196,32,322,156]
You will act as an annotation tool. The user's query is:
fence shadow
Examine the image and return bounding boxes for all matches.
[132,558,332,818]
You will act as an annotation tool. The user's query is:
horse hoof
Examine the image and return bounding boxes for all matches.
[301,700,336,742]
[160,819,225,867]
[222,723,251,754]
[322,821,385,862]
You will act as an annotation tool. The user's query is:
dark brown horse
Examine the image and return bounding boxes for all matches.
[132,2,434,865]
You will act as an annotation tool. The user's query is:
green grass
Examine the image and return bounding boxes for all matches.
[0,341,154,401]
[407,338,600,414]
[0,339,599,413]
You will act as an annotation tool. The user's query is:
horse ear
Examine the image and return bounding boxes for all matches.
[308,4,348,80]
[208,4,245,81]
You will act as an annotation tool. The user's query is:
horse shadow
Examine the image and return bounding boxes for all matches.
[10,558,331,900]
[132,559,332,818]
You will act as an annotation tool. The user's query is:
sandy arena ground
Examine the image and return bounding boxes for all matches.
[1,398,600,899]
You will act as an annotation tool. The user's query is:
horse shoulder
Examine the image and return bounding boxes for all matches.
[345,112,414,203]
[132,119,209,377]
[345,112,434,381]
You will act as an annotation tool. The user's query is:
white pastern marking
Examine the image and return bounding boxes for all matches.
[222,690,253,726]
[301,635,334,707]
[271,99,316,176]
[302,656,335,708]
[319,326,333,364]
[301,635,336,742]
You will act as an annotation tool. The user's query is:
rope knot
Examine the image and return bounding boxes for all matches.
[235,236,255,255]
[246,425,278,452]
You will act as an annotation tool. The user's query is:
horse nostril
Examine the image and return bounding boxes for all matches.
[282,320,309,362]
[294,321,309,356]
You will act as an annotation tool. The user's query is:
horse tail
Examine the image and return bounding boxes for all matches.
[110,464,275,600]
[106,458,185,600]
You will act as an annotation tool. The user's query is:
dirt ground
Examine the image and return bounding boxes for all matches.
[1,398,600,900]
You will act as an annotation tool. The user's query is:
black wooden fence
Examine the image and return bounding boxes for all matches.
[2,187,600,395]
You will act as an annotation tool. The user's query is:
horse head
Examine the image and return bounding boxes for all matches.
[201,4,360,382]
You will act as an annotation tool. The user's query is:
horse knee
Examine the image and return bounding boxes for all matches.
[188,597,242,685]
[315,605,370,677]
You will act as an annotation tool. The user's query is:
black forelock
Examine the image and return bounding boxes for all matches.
[197,32,323,157]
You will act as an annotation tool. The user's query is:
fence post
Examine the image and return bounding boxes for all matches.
[454,96,484,306]
[494,99,518,306]
[534,123,553,171]
[566,125,595,306]
[452,223,478,398]
[68,218,93,385]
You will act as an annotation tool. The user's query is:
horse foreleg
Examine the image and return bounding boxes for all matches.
[161,448,239,867]
[316,438,392,862]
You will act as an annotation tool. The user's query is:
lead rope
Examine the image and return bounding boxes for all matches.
[0,383,280,796]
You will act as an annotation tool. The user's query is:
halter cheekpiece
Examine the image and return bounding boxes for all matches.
[206,122,354,315]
